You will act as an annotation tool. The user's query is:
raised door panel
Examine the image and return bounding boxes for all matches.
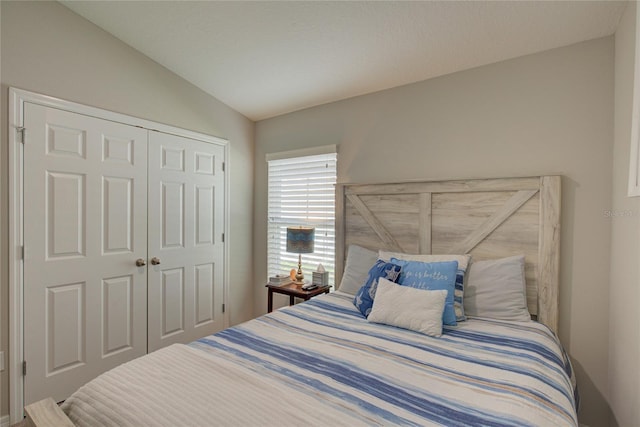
[102,275,134,357]
[47,124,86,159]
[102,177,133,254]
[46,172,86,259]
[46,282,85,375]
[102,136,133,165]
[195,186,214,246]
[161,268,185,337]
[162,182,185,249]
[194,263,214,326]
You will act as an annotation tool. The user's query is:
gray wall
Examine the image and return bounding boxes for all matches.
[0,1,255,418]
[610,2,640,426]
[255,38,615,426]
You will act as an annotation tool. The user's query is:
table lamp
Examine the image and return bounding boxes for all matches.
[286,226,315,285]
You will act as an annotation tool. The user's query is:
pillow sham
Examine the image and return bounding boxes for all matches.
[353,260,402,318]
[379,251,471,322]
[390,258,458,326]
[464,255,531,322]
[338,245,379,295]
[368,277,448,337]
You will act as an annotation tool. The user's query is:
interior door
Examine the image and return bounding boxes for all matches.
[147,131,225,352]
[23,103,148,404]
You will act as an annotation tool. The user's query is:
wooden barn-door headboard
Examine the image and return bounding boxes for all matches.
[335,176,561,333]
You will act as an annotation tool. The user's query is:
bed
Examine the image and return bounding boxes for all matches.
[25,176,577,427]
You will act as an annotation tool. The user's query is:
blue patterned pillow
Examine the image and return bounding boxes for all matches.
[354,260,402,318]
[391,258,459,326]
[379,252,470,322]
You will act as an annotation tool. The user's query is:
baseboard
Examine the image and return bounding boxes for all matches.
[0,415,10,427]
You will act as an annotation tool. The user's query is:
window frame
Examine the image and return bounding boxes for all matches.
[266,145,337,285]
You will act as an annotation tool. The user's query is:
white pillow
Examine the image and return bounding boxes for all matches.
[367,277,447,337]
[464,255,531,322]
[338,245,378,295]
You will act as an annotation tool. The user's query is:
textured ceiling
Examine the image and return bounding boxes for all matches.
[61,1,627,121]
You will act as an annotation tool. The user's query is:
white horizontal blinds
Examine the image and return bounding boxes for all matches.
[267,151,337,285]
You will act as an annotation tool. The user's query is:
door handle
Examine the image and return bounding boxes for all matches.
[150,257,161,265]
[135,258,146,267]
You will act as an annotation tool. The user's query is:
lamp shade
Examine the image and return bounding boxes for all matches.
[286,227,315,254]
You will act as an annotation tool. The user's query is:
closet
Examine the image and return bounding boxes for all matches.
[15,94,227,406]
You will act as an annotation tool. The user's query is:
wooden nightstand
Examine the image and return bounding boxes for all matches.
[266,282,332,313]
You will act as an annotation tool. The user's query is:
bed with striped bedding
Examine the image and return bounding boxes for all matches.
[62,291,578,426]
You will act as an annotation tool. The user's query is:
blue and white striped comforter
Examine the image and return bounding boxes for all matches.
[63,292,578,426]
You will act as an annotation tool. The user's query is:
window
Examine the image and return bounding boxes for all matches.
[267,146,337,285]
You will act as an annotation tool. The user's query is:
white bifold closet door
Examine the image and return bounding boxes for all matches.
[22,103,225,405]
[23,103,149,405]
[147,131,225,352]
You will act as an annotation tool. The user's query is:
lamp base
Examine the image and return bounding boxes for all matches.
[295,254,305,284]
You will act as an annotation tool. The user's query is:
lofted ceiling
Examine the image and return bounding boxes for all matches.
[61,1,627,121]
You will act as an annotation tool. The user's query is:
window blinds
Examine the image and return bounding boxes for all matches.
[267,151,337,284]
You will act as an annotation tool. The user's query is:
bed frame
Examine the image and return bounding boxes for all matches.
[335,176,561,333]
[24,175,561,426]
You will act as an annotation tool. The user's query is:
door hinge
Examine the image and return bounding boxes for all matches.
[221,233,225,243]
[16,127,25,144]
[222,162,225,172]
[20,246,24,260]
[22,361,27,376]
[222,303,226,313]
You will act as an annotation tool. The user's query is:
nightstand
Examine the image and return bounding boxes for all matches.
[266,282,332,312]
